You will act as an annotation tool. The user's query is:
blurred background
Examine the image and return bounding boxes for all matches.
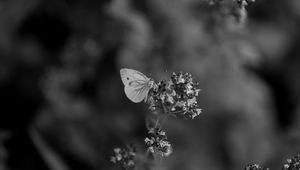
[0,0,300,170]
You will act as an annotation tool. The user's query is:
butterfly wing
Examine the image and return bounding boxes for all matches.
[124,83,150,103]
[120,68,149,86]
[120,68,150,103]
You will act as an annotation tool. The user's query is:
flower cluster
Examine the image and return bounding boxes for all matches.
[144,127,172,157]
[245,164,269,170]
[283,154,300,170]
[110,145,136,170]
[148,72,202,119]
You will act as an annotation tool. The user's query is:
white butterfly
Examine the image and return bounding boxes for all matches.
[120,68,153,103]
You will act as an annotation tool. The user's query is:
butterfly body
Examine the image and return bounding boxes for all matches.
[120,68,153,103]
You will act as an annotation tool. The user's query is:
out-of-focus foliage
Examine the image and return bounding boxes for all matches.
[0,0,300,170]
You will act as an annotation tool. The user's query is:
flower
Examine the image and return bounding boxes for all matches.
[245,164,269,170]
[147,72,202,119]
[282,154,300,170]
[111,145,136,170]
[145,127,172,157]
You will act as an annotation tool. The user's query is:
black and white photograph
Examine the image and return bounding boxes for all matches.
[0,0,300,170]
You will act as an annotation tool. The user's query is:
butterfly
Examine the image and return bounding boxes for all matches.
[120,68,153,103]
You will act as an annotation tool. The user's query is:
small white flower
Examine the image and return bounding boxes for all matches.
[145,137,154,145]
[185,84,194,95]
[159,140,168,147]
[178,77,185,83]
[145,137,151,143]
[114,148,121,153]
[127,160,135,166]
[158,130,166,136]
[163,146,172,157]
[187,97,196,107]
[116,154,122,161]
[148,146,154,153]
[196,108,202,115]
[166,94,174,104]
[175,101,185,108]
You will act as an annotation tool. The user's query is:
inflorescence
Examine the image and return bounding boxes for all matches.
[244,153,300,170]
[144,127,172,157]
[110,145,136,170]
[245,164,269,170]
[147,72,202,119]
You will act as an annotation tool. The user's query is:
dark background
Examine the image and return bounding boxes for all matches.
[0,0,300,170]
